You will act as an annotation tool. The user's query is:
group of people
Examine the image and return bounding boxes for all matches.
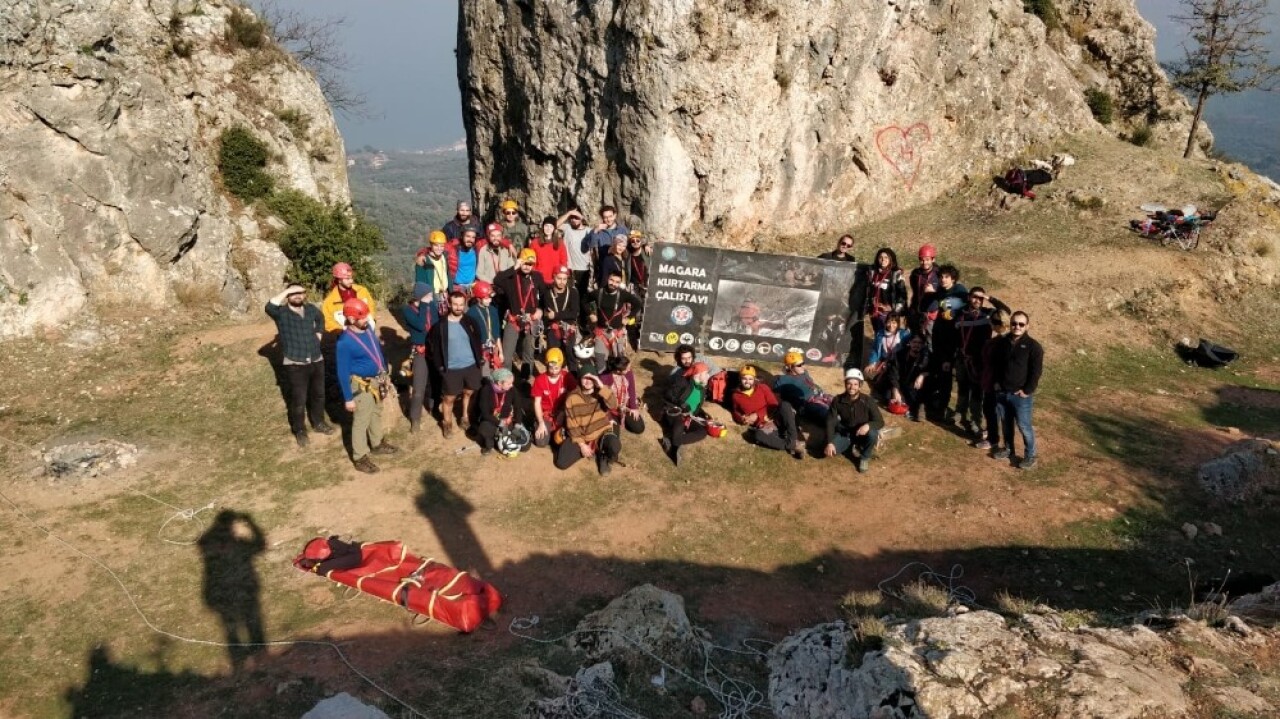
[265,201,1043,476]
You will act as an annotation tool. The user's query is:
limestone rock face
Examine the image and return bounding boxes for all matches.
[0,0,347,339]
[459,0,1201,246]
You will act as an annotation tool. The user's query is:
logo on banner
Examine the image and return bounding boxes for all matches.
[758,343,772,356]
[772,343,785,355]
[661,246,677,261]
[708,337,724,351]
[670,305,693,326]
[805,348,822,361]
[665,332,679,345]
[680,332,695,345]
[725,339,740,352]
[742,340,756,353]
[649,332,664,343]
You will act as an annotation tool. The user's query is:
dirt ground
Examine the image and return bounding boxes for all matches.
[2,134,1279,718]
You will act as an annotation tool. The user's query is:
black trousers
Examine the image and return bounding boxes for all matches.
[744,402,799,451]
[555,432,621,470]
[573,270,592,298]
[285,362,326,434]
[408,352,433,425]
[477,420,501,450]
[662,413,708,448]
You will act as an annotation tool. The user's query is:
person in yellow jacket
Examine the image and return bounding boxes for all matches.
[321,262,377,333]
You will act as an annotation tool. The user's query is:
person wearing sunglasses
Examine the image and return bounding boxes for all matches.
[773,349,834,421]
[989,311,1043,469]
[819,234,857,263]
[495,198,532,251]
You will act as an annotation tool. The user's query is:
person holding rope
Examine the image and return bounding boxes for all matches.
[585,269,641,374]
[731,364,804,459]
[401,282,438,433]
[600,354,645,434]
[428,291,484,438]
[494,248,547,379]
[659,361,720,466]
[336,298,399,473]
[466,280,503,377]
[557,370,622,475]
[824,368,883,473]
[476,368,524,456]
[541,265,583,373]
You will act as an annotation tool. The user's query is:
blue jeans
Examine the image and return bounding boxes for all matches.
[996,391,1036,458]
[830,426,880,460]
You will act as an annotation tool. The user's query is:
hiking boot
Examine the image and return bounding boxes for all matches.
[790,444,804,460]
[992,447,1011,460]
[371,441,399,456]
[974,440,993,450]
[967,421,982,436]
[1019,456,1038,470]
[294,431,309,448]
[907,412,921,423]
[856,457,871,473]
[312,423,336,435]
[481,446,493,456]
[353,456,379,474]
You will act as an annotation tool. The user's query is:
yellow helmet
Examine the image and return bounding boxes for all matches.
[429,230,447,245]
[784,349,805,367]
[499,199,519,211]
[739,364,758,378]
[518,248,537,264]
[545,347,564,366]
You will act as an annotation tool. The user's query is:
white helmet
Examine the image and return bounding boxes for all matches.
[844,368,865,382]
[573,340,596,360]
[495,425,531,457]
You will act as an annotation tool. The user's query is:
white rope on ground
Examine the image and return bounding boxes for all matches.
[509,615,773,719]
[130,490,218,546]
[877,561,978,607]
[0,488,431,719]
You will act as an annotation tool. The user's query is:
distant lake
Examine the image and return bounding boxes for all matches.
[1136,0,1280,178]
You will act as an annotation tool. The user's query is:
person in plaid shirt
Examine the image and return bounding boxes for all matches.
[265,284,335,447]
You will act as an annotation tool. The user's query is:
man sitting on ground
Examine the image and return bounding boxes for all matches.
[660,361,714,466]
[824,368,883,473]
[773,349,833,421]
[670,344,728,404]
[557,370,622,475]
[731,365,803,459]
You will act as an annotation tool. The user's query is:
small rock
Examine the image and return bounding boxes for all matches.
[690,696,707,714]
[1222,616,1252,637]
[1182,523,1199,540]
[1201,522,1223,537]
[1154,388,1169,396]
[1223,426,1242,436]
[1076,348,1087,356]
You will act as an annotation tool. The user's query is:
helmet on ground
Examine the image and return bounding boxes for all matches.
[887,399,909,415]
[573,340,597,360]
[844,368,865,382]
[429,230,447,245]
[518,248,537,264]
[500,199,520,211]
[784,348,805,367]
[302,538,332,561]
[342,298,370,322]
[332,262,353,280]
[472,281,493,299]
[918,243,937,260]
[495,424,531,457]
[545,347,565,366]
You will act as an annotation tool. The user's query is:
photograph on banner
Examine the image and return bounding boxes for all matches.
[710,280,820,341]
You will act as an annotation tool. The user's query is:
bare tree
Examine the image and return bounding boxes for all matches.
[1170,0,1280,158]
[250,0,369,117]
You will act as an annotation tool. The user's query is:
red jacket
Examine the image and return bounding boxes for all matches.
[529,239,569,285]
[445,238,489,280]
[731,384,780,428]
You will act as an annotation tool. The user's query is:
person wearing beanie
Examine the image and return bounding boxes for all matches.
[659,361,713,466]
[476,368,523,455]
[446,228,482,294]
[402,281,438,433]
[731,365,803,459]
[824,368,884,473]
[442,200,483,242]
[558,370,621,475]
[265,284,335,447]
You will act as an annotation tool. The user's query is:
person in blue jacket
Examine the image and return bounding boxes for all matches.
[401,282,438,433]
[336,298,399,473]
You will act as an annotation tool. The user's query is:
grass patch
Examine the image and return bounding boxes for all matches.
[994,589,1038,615]
[1085,87,1114,125]
[225,7,266,49]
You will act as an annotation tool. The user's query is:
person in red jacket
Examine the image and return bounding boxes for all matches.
[730,365,803,459]
[529,217,570,284]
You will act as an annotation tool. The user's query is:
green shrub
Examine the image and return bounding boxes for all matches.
[266,190,387,293]
[218,126,274,201]
[1023,0,1060,31]
[225,7,266,49]
[1128,124,1153,147]
[1084,87,1114,125]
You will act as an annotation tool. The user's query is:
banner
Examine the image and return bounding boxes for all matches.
[638,243,862,366]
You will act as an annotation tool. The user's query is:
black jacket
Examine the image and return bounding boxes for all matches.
[477,378,523,425]
[864,267,908,318]
[663,373,704,415]
[826,392,885,438]
[991,333,1044,394]
[428,315,483,372]
[541,285,582,325]
[494,268,546,318]
[587,287,642,329]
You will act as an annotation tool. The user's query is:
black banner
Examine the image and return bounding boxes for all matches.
[638,243,861,367]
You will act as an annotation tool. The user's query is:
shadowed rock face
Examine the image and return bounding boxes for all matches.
[0,0,347,338]
[459,0,1201,246]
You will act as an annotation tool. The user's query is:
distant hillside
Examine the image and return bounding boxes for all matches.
[347,148,470,286]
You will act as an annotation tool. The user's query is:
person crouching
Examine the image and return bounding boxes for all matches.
[476,368,523,455]
[731,365,803,459]
[558,370,622,476]
[824,368,884,473]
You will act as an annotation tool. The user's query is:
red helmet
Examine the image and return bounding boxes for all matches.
[918,244,937,260]
[302,538,332,561]
[332,262,353,280]
[472,281,493,299]
[342,298,370,321]
[485,222,503,234]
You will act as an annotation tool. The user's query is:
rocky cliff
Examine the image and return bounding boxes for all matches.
[459,0,1202,246]
[0,0,347,339]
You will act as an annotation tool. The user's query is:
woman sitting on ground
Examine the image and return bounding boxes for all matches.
[865,313,912,405]
[600,355,645,434]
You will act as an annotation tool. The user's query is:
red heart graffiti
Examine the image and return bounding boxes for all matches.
[875,123,932,190]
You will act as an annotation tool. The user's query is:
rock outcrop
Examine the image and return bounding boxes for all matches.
[1198,438,1280,504]
[459,0,1202,246]
[0,0,347,339]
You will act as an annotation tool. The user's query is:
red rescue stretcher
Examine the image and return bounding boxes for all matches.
[294,539,502,633]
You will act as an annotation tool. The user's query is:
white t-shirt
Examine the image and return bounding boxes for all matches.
[561,223,591,272]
